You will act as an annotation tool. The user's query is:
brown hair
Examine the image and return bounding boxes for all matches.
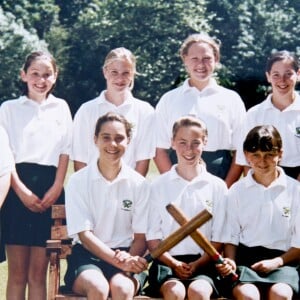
[266,50,299,73]
[94,112,133,139]
[22,51,57,97]
[179,33,221,62]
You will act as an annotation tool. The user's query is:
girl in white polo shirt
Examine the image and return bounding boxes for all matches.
[219,125,300,299]
[0,126,14,262]
[154,33,246,187]
[236,51,300,180]
[146,116,228,300]
[65,112,149,300]
[0,51,72,299]
[72,47,155,176]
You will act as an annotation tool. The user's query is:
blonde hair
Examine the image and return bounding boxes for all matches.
[179,33,221,62]
[103,47,137,90]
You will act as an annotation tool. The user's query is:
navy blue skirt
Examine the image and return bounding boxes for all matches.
[1,163,64,248]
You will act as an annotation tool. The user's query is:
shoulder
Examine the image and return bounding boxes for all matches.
[0,96,23,107]
[76,97,99,112]
[215,85,243,101]
[131,97,154,113]
[204,171,228,190]
[158,84,185,104]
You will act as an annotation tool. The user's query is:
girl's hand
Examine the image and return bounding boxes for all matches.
[173,261,192,280]
[20,191,44,213]
[41,182,63,209]
[114,249,131,263]
[216,258,236,277]
[121,255,148,274]
[251,257,283,273]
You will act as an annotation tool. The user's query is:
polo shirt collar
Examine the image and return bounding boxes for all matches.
[96,90,133,107]
[90,159,132,183]
[169,164,210,186]
[264,93,300,111]
[245,167,287,189]
[182,78,220,96]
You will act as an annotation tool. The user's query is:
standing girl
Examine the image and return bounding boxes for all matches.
[236,50,300,180]
[154,33,246,186]
[146,116,228,300]
[0,126,14,263]
[0,51,72,299]
[220,125,300,300]
[72,47,155,176]
[65,112,149,300]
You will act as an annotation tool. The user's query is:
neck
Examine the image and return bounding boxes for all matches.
[97,159,122,181]
[252,168,279,187]
[271,91,295,111]
[105,89,128,106]
[176,162,203,181]
[189,77,211,91]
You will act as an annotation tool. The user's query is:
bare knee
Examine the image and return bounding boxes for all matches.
[73,270,109,300]
[188,279,213,300]
[110,273,135,299]
[268,283,293,300]
[232,283,260,300]
[160,280,186,300]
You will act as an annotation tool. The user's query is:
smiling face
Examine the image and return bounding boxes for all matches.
[182,42,218,90]
[172,125,207,167]
[245,149,282,178]
[94,120,129,164]
[103,59,134,93]
[21,56,57,101]
[266,58,299,98]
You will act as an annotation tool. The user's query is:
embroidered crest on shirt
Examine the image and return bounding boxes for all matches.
[282,206,290,218]
[122,199,133,211]
[204,199,213,213]
[295,127,300,137]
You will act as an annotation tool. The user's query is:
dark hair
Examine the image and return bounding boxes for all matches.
[94,112,133,139]
[266,50,299,73]
[22,51,58,96]
[243,125,282,153]
[172,115,208,139]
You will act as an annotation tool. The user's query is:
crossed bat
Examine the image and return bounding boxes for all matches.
[145,203,238,281]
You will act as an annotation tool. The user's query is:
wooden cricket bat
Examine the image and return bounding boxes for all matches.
[166,203,239,281]
[145,208,212,263]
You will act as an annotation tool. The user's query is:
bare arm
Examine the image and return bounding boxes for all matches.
[73,160,87,172]
[0,173,11,208]
[135,160,150,177]
[41,154,69,209]
[79,230,147,273]
[129,233,147,257]
[153,148,172,174]
[225,152,243,188]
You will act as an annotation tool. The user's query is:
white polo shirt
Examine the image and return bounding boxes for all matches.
[226,168,300,251]
[155,79,246,151]
[0,95,72,167]
[71,90,155,168]
[236,94,300,167]
[0,126,14,176]
[146,165,228,256]
[65,161,150,248]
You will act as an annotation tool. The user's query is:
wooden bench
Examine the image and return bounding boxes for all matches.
[46,204,229,300]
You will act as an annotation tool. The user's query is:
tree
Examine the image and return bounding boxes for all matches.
[57,0,211,112]
[0,7,47,103]
[207,0,300,108]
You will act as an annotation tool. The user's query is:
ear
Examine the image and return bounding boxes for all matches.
[171,138,176,151]
[265,71,271,83]
[20,70,27,82]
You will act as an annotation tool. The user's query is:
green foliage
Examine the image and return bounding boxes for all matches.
[1,1,299,110]
[0,7,47,103]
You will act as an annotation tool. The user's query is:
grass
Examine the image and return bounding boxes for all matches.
[0,160,159,299]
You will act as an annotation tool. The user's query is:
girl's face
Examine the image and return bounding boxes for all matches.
[266,59,299,97]
[183,42,218,89]
[172,125,206,167]
[21,58,57,101]
[94,120,129,163]
[103,60,134,92]
[245,150,282,178]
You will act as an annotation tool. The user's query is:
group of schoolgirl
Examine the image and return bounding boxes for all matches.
[0,31,300,300]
